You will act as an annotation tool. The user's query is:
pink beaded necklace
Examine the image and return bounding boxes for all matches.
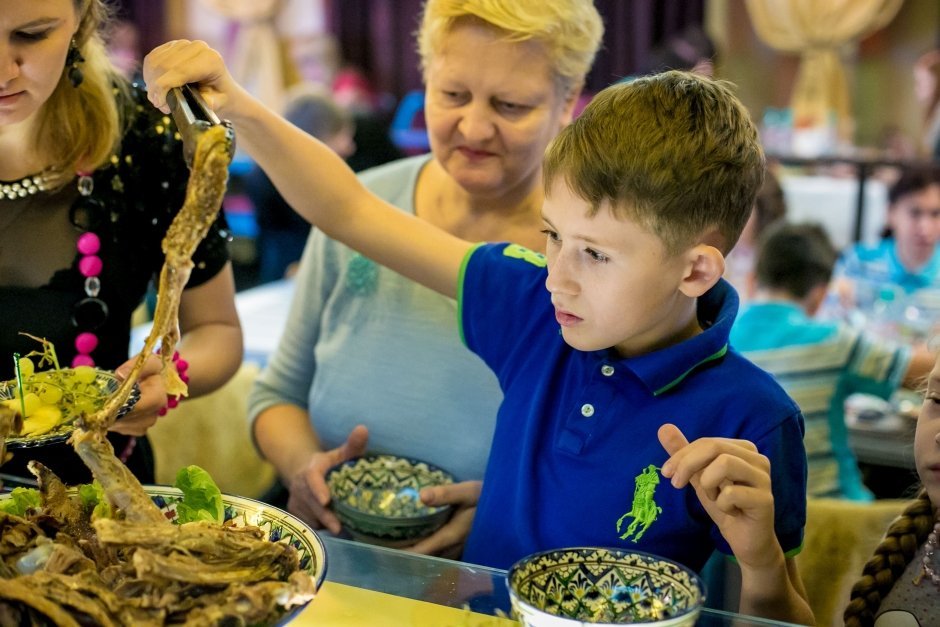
[73,172,103,367]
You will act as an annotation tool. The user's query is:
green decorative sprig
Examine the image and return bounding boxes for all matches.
[12,352,26,418]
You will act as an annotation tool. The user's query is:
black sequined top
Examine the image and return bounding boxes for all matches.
[0,83,231,484]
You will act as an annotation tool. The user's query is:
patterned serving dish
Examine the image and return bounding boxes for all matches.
[508,547,705,626]
[148,485,327,582]
[1,369,139,448]
[325,454,455,547]
[0,486,327,626]
[149,486,327,625]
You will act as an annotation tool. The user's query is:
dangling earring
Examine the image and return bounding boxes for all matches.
[66,39,85,88]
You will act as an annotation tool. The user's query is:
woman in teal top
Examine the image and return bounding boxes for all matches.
[246,0,603,557]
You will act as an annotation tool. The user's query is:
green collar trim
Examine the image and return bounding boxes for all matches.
[652,344,729,396]
[457,243,486,347]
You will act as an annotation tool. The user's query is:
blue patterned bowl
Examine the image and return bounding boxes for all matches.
[146,486,327,625]
[0,485,327,626]
[326,454,455,547]
[508,548,705,626]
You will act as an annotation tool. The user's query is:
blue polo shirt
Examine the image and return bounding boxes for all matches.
[837,238,940,294]
[458,243,807,572]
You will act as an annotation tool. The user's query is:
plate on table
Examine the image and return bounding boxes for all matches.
[1,368,140,449]
[148,486,328,606]
[0,485,327,626]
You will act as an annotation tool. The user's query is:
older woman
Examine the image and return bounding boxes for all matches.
[235,0,602,555]
[0,0,242,484]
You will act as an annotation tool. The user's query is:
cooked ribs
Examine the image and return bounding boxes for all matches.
[0,121,317,625]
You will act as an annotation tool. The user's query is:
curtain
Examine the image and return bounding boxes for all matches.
[745,0,903,146]
[199,0,288,111]
[325,0,705,100]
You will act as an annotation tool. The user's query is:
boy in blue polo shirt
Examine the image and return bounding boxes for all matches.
[146,45,813,623]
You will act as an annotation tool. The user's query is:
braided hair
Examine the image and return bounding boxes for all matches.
[844,489,936,626]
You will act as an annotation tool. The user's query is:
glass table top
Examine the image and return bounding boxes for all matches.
[294,535,807,626]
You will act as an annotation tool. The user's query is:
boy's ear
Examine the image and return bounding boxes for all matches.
[559,82,584,127]
[677,244,725,298]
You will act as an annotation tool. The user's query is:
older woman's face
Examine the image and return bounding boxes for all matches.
[0,0,79,126]
[424,21,577,201]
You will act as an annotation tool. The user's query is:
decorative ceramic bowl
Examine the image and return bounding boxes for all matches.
[0,485,326,626]
[148,486,327,625]
[1,369,140,448]
[325,454,455,546]
[508,547,705,626]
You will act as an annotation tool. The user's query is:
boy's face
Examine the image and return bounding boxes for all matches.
[887,183,940,270]
[915,354,940,507]
[542,181,696,358]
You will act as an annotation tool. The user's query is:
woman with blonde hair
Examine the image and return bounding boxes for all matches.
[0,0,242,484]
[227,0,603,555]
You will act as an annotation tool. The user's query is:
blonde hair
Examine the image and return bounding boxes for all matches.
[543,71,765,256]
[36,0,128,187]
[416,0,603,93]
[843,489,935,627]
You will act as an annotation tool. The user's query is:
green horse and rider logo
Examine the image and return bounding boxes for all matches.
[616,464,663,542]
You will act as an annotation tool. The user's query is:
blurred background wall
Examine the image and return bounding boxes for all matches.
[117,0,939,155]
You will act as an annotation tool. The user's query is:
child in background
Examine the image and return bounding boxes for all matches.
[144,46,813,622]
[843,351,940,626]
[731,223,933,501]
[833,168,940,304]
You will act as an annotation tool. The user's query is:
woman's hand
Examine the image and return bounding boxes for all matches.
[286,425,369,533]
[109,354,166,436]
[658,423,781,571]
[143,39,248,119]
[407,480,481,558]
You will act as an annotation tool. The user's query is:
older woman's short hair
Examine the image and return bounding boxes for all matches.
[416,0,603,93]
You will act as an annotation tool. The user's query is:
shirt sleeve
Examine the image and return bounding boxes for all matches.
[839,328,911,398]
[459,243,554,382]
[708,407,808,558]
[247,228,340,424]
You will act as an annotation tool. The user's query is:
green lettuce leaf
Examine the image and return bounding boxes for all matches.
[174,465,223,524]
[0,487,41,517]
[77,481,111,519]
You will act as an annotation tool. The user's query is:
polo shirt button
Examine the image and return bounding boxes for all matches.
[581,403,595,417]
[601,365,615,376]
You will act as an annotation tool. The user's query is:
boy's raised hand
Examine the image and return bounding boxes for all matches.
[143,40,248,119]
[658,423,782,571]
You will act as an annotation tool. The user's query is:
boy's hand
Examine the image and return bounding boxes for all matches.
[407,480,481,559]
[286,425,369,534]
[143,40,245,118]
[658,423,781,570]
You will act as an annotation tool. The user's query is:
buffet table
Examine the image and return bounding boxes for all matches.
[297,536,806,626]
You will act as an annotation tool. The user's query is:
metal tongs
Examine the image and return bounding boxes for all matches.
[166,84,236,169]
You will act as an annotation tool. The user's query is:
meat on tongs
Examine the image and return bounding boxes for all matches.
[72,86,234,520]
[79,85,234,435]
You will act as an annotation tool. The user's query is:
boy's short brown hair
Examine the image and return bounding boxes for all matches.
[543,71,764,256]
